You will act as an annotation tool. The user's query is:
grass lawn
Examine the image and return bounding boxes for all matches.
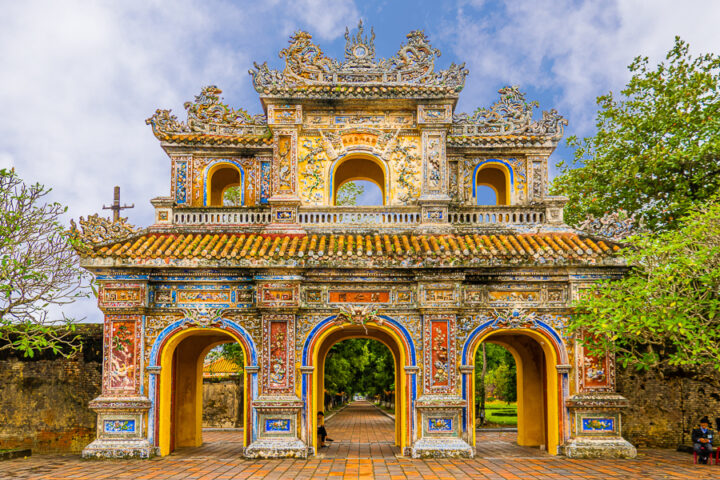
[479,400,517,427]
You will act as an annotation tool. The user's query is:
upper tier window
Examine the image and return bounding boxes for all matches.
[332,155,386,206]
[475,164,509,206]
[207,164,243,206]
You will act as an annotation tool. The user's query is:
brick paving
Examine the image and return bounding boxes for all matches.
[0,401,715,479]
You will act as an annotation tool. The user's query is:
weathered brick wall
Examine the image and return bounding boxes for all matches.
[202,378,244,428]
[0,325,103,453]
[617,367,720,448]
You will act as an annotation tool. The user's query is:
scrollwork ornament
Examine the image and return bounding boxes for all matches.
[69,214,139,247]
[577,210,639,242]
[335,305,384,334]
[180,306,226,328]
[453,86,567,138]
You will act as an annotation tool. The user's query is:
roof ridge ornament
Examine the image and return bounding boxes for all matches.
[249,25,468,93]
[344,20,375,64]
[452,86,568,138]
[146,86,268,140]
[69,214,139,247]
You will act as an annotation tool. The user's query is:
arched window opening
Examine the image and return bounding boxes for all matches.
[332,156,386,205]
[336,180,383,206]
[476,165,509,205]
[208,165,242,206]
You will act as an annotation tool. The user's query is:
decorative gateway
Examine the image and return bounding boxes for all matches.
[76,22,636,460]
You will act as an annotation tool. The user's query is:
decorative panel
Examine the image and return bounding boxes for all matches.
[260,159,271,204]
[103,314,142,395]
[173,158,189,204]
[263,314,296,394]
[258,283,299,308]
[577,334,615,392]
[421,131,447,196]
[273,132,297,196]
[423,315,456,394]
[328,290,390,304]
[98,283,146,309]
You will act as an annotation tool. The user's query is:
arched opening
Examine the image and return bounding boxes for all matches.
[475,164,510,205]
[157,327,249,456]
[306,321,411,456]
[206,163,243,206]
[318,338,396,455]
[467,329,560,455]
[332,155,386,205]
[474,343,517,429]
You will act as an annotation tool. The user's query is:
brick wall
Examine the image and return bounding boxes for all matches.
[202,378,244,428]
[0,325,103,453]
[617,367,720,448]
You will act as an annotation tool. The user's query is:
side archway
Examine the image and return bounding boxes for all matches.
[204,160,246,206]
[148,319,258,456]
[461,318,569,455]
[301,315,417,454]
[473,160,513,205]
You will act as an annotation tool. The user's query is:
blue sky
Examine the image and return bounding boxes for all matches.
[1,0,719,320]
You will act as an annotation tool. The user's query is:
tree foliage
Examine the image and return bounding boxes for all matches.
[552,37,720,231]
[0,169,92,357]
[569,199,720,384]
[335,181,365,206]
[324,338,394,397]
[475,343,516,405]
[223,186,242,206]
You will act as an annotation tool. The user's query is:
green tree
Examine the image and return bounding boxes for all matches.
[569,199,720,385]
[552,37,720,231]
[335,181,364,206]
[0,169,92,357]
[223,186,242,206]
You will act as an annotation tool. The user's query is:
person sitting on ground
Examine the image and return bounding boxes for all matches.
[691,416,714,464]
[317,411,333,448]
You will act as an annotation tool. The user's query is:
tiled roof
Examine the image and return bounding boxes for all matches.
[447,135,556,147]
[257,84,461,99]
[84,232,619,264]
[154,132,273,146]
[203,357,242,377]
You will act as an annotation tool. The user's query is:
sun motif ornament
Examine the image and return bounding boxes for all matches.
[335,305,384,333]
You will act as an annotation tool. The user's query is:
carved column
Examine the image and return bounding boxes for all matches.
[412,273,473,458]
[82,281,153,458]
[266,103,304,233]
[564,333,637,458]
[417,104,452,228]
[245,273,308,458]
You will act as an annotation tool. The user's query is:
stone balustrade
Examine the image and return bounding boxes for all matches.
[161,204,552,228]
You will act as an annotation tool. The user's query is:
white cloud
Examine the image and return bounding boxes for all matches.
[450,0,720,134]
[0,0,359,322]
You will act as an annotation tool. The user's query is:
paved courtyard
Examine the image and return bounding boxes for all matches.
[0,401,712,479]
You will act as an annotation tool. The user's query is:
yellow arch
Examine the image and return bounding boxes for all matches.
[331,153,387,205]
[468,328,560,455]
[307,322,409,453]
[206,162,243,206]
[475,162,511,205]
[158,327,250,456]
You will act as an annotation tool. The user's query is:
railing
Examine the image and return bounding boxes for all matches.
[173,209,272,226]
[449,207,545,225]
[298,207,421,226]
[165,205,548,227]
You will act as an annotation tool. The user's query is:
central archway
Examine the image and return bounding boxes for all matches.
[330,154,387,205]
[302,316,416,455]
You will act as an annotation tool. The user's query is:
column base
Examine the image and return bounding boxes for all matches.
[82,438,155,459]
[563,437,637,459]
[411,438,474,458]
[244,439,308,459]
